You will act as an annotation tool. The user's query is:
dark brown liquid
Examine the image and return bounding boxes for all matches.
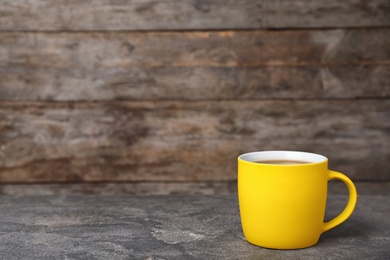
[255,160,311,165]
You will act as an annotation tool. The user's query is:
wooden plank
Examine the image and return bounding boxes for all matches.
[1,30,389,101]
[0,100,389,182]
[1,30,388,68]
[0,182,238,195]
[0,0,389,31]
[1,66,389,101]
[0,182,388,196]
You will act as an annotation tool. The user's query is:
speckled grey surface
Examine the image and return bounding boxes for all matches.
[0,195,388,260]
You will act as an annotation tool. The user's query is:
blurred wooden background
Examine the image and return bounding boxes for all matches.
[0,0,389,195]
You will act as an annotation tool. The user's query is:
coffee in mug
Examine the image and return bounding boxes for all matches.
[255,160,310,165]
[238,150,357,249]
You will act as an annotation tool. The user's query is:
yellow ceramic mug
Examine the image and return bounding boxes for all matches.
[238,151,357,249]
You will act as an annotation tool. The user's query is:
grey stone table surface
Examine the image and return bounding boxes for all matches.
[0,195,389,260]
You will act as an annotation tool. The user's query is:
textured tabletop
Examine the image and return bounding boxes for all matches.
[0,195,389,260]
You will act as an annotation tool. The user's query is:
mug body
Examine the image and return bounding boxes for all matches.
[238,151,329,249]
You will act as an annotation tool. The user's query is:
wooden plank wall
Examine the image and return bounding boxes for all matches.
[0,0,389,194]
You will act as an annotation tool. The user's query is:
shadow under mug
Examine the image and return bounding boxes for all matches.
[238,151,357,249]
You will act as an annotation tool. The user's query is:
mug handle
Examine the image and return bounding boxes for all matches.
[323,170,358,232]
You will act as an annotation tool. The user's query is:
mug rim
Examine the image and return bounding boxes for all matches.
[238,150,328,166]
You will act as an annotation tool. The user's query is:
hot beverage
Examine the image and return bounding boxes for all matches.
[255,160,310,165]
